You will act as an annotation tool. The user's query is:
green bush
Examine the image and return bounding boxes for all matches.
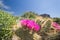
[0,10,16,40]
[53,18,60,24]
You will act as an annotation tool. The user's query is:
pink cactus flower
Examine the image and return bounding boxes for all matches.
[20,19,40,31]
[52,22,60,30]
[20,19,28,26]
[33,24,40,32]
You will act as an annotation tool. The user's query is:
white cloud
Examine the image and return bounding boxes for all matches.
[0,0,15,14]
[3,10,15,14]
[0,0,10,9]
[8,11,15,14]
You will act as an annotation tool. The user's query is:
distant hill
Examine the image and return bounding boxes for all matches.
[40,14,50,18]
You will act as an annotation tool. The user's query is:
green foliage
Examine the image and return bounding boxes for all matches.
[21,11,36,19]
[53,18,60,24]
[0,10,60,40]
[0,10,16,40]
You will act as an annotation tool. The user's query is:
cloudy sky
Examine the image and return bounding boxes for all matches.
[0,0,60,17]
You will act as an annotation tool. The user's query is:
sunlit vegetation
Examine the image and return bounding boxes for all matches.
[0,10,60,40]
[0,10,16,40]
[21,11,36,20]
[53,18,60,24]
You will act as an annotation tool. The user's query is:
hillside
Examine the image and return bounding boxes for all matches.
[0,11,60,40]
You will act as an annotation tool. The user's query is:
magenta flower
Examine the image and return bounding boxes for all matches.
[33,23,40,32]
[20,19,28,26]
[52,22,60,30]
[20,19,40,31]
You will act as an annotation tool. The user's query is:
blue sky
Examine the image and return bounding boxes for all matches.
[0,0,60,17]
